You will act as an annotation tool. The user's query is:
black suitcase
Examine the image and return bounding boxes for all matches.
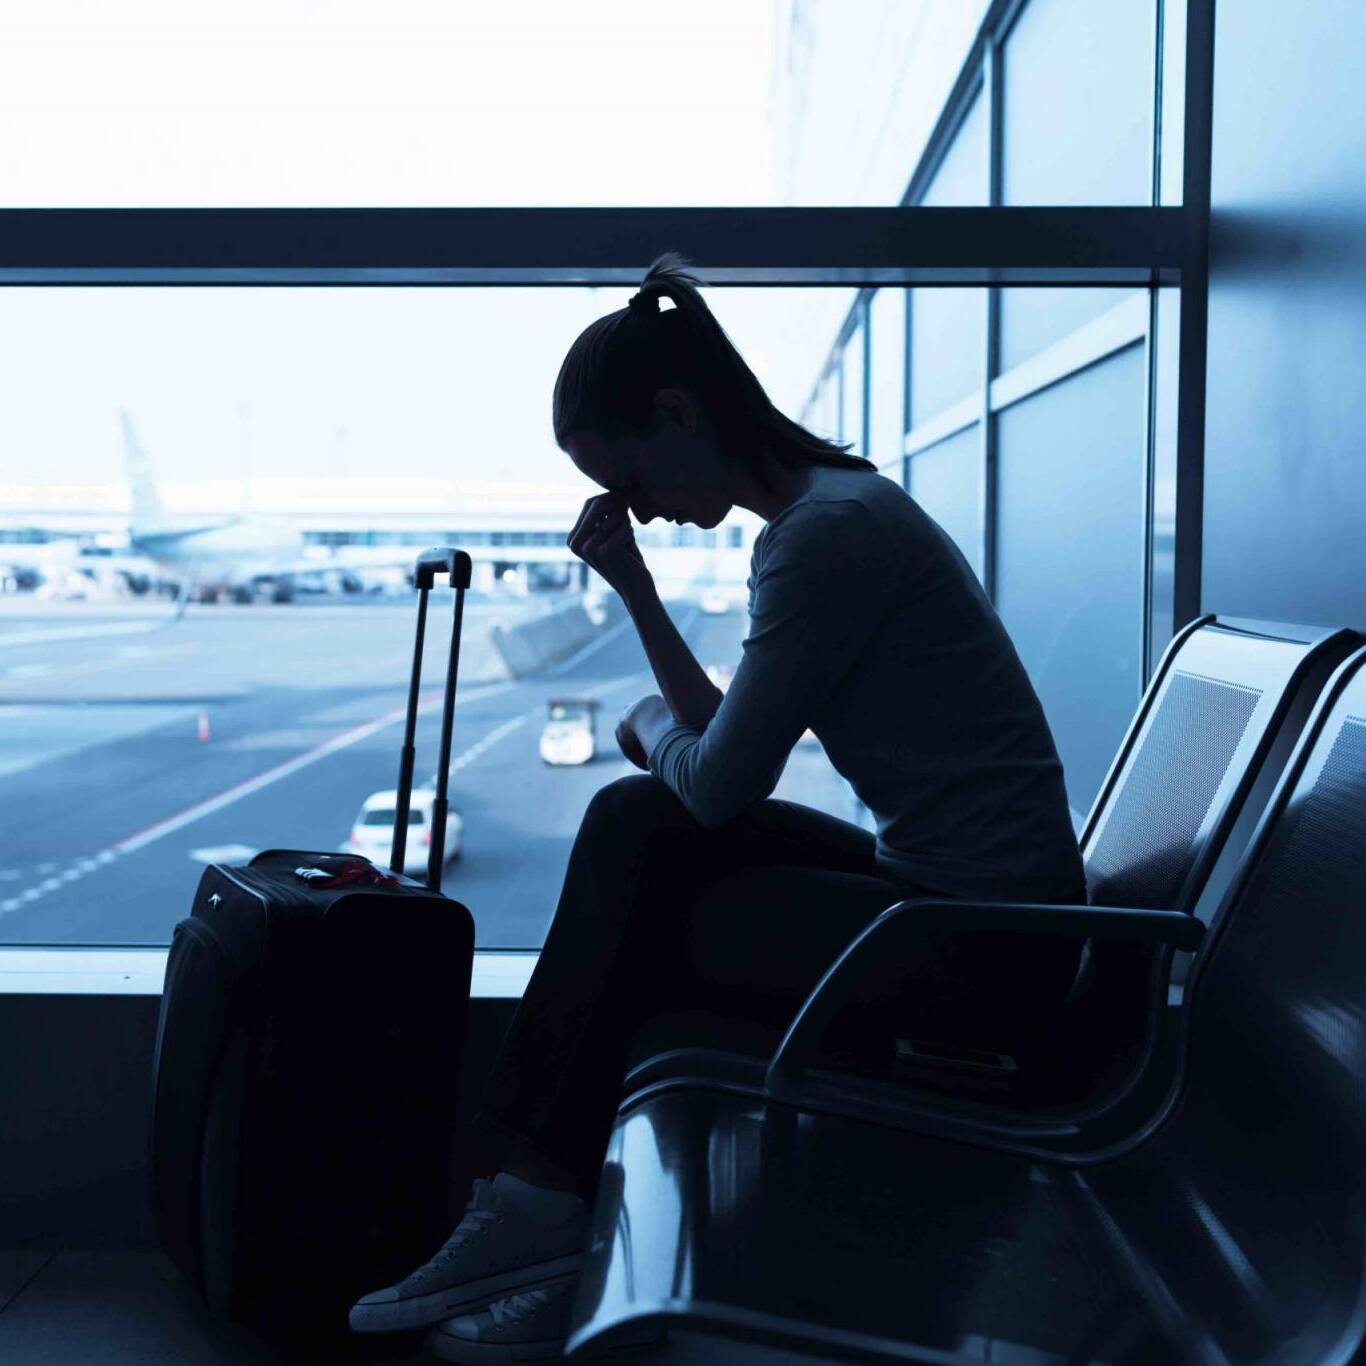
[148,548,477,1353]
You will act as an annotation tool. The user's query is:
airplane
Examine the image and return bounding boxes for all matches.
[120,410,316,604]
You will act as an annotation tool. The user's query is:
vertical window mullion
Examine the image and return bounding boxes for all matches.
[980,34,1003,602]
[902,286,913,492]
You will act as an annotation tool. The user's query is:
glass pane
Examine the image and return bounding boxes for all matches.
[840,319,866,456]
[905,94,986,430]
[910,289,984,424]
[772,1,990,206]
[994,344,1147,819]
[907,424,982,581]
[1158,0,1187,205]
[1149,287,1180,675]
[805,370,839,444]
[999,287,1142,373]
[1001,0,1155,206]
[0,285,857,949]
[922,90,987,207]
[0,3,775,208]
[868,288,907,469]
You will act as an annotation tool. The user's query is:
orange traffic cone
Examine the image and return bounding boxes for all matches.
[197,711,211,742]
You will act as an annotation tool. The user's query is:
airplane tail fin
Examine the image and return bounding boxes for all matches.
[121,410,164,535]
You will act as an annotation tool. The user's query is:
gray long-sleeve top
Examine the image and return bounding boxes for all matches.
[647,464,1086,902]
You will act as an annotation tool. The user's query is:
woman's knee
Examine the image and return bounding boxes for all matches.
[582,773,685,834]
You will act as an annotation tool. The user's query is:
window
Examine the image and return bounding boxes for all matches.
[868,288,907,472]
[0,285,870,951]
[998,0,1158,363]
[907,425,983,581]
[0,0,1200,972]
[839,314,867,456]
[1000,0,1155,207]
[994,344,1149,819]
[909,93,987,428]
[0,3,775,210]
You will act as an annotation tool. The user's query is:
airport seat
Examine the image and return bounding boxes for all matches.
[622,616,1359,1148]
[570,644,1366,1364]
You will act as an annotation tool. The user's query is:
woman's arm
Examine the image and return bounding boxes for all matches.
[621,579,723,730]
[567,491,722,729]
[639,500,893,829]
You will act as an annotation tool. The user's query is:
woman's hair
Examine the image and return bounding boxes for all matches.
[552,251,875,483]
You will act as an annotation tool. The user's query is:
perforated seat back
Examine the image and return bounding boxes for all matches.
[1152,655,1366,1353]
[1082,624,1321,911]
[1192,661,1366,1108]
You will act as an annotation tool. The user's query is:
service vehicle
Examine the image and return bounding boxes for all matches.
[539,697,599,766]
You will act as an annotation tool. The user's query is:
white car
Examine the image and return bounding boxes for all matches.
[699,588,731,615]
[345,788,463,876]
[540,699,598,766]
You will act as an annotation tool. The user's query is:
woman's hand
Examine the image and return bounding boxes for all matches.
[616,693,675,770]
[567,492,654,604]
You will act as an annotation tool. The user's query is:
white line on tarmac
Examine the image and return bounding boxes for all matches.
[448,713,530,774]
[112,680,516,859]
[0,604,709,921]
[0,620,167,649]
[0,679,515,920]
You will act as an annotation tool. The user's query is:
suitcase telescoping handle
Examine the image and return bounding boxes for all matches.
[392,548,473,891]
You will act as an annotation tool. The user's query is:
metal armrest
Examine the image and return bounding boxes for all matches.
[765,899,1203,1096]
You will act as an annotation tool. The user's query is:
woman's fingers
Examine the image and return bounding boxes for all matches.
[573,503,633,567]
[568,493,610,546]
[615,716,648,770]
[568,492,627,562]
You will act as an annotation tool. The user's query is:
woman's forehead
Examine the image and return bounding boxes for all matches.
[566,431,635,486]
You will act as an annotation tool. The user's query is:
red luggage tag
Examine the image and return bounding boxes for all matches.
[293,858,399,889]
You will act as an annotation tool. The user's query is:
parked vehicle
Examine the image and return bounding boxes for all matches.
[346,787,463,872]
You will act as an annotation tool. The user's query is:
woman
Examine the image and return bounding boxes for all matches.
[350,254,1087,1361]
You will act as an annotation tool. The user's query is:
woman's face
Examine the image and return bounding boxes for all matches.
[562,389,734,530]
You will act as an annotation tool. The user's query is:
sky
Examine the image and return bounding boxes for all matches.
[0,0,826,513]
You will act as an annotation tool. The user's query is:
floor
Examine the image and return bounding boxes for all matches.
[0,1249,842,1365]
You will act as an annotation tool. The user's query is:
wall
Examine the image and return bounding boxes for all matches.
[0,993,517,1247]
[1201,0,1366,629]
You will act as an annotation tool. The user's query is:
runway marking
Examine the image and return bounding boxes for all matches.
[0,605,704,921]
[112,680,516,859]
[0,619,166,649]
[0,679,515,920]
[448,712,529,774]
[188,843,259,865]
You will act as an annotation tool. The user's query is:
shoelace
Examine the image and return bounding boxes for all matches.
[409,1179,504,1281]
[489,1281,568,1329]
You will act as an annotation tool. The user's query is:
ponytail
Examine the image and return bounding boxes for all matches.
[552,251,874,483]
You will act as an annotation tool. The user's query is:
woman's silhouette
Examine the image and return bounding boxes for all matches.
[350,253,1088,1362]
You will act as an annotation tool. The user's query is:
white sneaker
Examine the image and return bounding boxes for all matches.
[428,1273,662,1364]
[427,1273,577,1363]
[347,1174,588,1335]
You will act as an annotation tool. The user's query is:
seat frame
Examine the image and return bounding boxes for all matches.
[621,617,1359,1161]
[574,645,1366,1364]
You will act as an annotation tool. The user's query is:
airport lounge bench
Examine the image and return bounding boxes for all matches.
[623,616,1358,1154]
[571,642,1366,1363]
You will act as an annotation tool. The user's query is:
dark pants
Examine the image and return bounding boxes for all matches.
[479,774,1080,1195]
